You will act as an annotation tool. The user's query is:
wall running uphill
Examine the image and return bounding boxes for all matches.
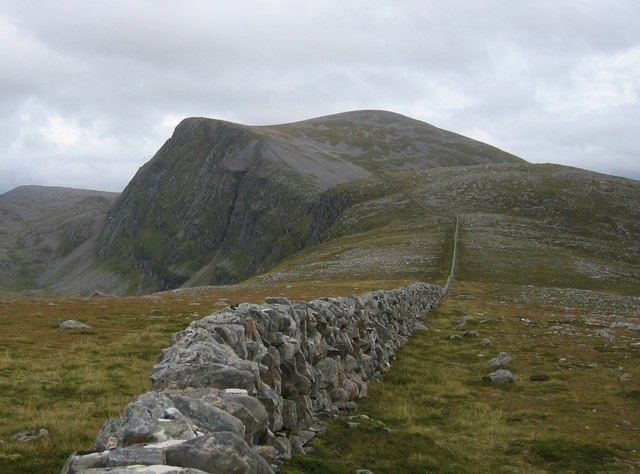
[63,282,444,474]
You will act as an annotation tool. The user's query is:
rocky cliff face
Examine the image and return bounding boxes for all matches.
[97,110,523,293]
[97,118,322,291]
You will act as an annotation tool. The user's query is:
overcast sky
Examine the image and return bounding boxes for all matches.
[1,1,639,194]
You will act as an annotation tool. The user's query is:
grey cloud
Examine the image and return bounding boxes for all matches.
[0,0,639,193]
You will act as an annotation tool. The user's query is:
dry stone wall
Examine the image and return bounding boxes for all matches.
[63,282,444,474]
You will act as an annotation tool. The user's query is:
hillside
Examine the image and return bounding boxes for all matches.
[254,163,640,297]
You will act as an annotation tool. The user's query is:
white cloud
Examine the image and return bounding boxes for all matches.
[538,46,640,114]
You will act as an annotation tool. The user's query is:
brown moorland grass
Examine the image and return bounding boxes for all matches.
[0,279,407,473]
[1,278,638,472]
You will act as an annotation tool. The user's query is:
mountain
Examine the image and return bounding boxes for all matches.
[0,186,123,295]
[96,110,523,292]
[1,110,637,298]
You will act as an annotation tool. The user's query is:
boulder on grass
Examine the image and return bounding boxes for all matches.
[483,369,515,384]
[59,320,92,330]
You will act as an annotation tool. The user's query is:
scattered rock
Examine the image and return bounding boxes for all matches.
[483,369,515,384]
[91,290,109,297]
[414,322,428,331]
[610,321,640,330]
[595,329,614,340]
[449,334,463,340]
[481,339,492,347]
[488,352,512,369]
[464,330,479,338]
[619,373,632,382]
[58,320,92,330]
[11,428,50,442]
[355,469,375,474]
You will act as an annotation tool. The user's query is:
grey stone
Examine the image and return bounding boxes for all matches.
[59,320,92,329]
[106,446,166,467]
[481,338,492,346]
[595,329,614,339]
[483,369,515,384]
[72,467,209,474]
[10,428,49,442]
[414,322,428,331]
[61,451,108,474]
[272,435,292,460]
[165,433,274,474]
[166,393,245,438]
[264,297,291,305]
[463,330,479,338]
[152,363,257,392]
[488,352,512,369]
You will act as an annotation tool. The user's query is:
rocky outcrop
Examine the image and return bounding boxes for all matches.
[63,282,443,473]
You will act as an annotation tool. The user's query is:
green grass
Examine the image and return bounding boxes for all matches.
[284,281,639,473]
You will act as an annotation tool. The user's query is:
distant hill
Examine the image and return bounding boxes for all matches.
[1,110,637,297]
[0,186,122,295]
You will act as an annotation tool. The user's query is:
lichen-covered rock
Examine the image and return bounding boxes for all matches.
[164,433,274,474]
